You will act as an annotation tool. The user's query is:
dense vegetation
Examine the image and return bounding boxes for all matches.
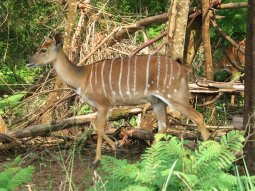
[91,131,255,191]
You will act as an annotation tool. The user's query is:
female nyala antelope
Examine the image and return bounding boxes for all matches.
[28,33,210,165]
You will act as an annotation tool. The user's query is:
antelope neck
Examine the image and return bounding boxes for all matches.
[53,49,85,90]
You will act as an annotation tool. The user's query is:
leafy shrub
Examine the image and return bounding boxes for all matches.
[0,156,35,191]
[90,131,255,191]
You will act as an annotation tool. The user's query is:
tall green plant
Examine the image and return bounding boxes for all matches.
[90,131,255,191]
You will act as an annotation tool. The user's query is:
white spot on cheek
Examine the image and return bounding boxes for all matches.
[167,94,171,98]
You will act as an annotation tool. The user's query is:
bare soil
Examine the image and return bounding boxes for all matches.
[0,140,147,191]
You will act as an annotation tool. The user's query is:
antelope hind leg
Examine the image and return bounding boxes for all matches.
[151,99,168,133]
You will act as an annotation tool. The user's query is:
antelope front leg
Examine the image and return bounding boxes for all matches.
[91,116,116,149]
[93,108,109,167]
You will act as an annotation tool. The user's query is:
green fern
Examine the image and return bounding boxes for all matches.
[0,157,35,191]
[91,130,254,191]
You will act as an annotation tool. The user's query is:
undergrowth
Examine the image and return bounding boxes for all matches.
[90,130,255,191]
[0,156,34,191]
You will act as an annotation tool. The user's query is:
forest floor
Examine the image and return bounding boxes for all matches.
[0,139,147,191]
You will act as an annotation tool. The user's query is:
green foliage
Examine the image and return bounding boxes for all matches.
[0,156,35,191]
[0,0,63,91]
[0,92,26,114]
[147,24,166,39]
[93,0,169,16]
[214,69,232,82]
[214,0,247,42]
[77,104,93,115]
[129,116,137,127]
[90,131,255,191]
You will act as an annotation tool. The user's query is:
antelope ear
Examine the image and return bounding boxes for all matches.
[54,33,63,47]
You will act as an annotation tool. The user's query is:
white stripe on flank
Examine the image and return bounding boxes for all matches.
[101,60,106,96]
[177,62,180,78]
[157,55,161,87]
[127,56,131,97]
[109,58,115,95]
[163,56,168,87]
[144,55,151,95]
[89,64,94,91]
[133,56,137,95]
[95,63,98,84]
[118,57,124,100]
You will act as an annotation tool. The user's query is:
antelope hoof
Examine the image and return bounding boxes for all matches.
[91,159,100,169]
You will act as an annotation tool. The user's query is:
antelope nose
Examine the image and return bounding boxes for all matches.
[26,58,35,68]
[26,63,35,68]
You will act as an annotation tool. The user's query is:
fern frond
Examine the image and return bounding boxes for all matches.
[7,166,34,191]
[93,131,250,191]
[123,185,155,191]
[194,140,223,169]
[141,141,167,167]
[220,130,244,151]
[0,167,20,188]
[194,131,244,171]
[173,171,199,188]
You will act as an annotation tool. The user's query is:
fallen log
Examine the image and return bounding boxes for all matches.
[1,106,178,142]
[189,81,244,94]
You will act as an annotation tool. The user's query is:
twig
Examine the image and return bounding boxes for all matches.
[197,92,224,106]
[129,31,167,56]
[77,27,122,65]
[16,92,75,129]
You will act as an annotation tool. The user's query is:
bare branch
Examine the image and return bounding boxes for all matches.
[217,2,248,9]
[210,19,245,54]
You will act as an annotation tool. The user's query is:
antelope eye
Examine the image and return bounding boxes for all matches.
[40,49,47,53]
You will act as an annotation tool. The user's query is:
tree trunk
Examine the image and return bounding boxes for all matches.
[166,0,189,61]
[202,0,216,124]
[202,0,213,80]
[184,17,203,65]
[243,0,255,175]
[41,0,77,124]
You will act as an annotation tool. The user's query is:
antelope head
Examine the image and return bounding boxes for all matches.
[27,33,63,68]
